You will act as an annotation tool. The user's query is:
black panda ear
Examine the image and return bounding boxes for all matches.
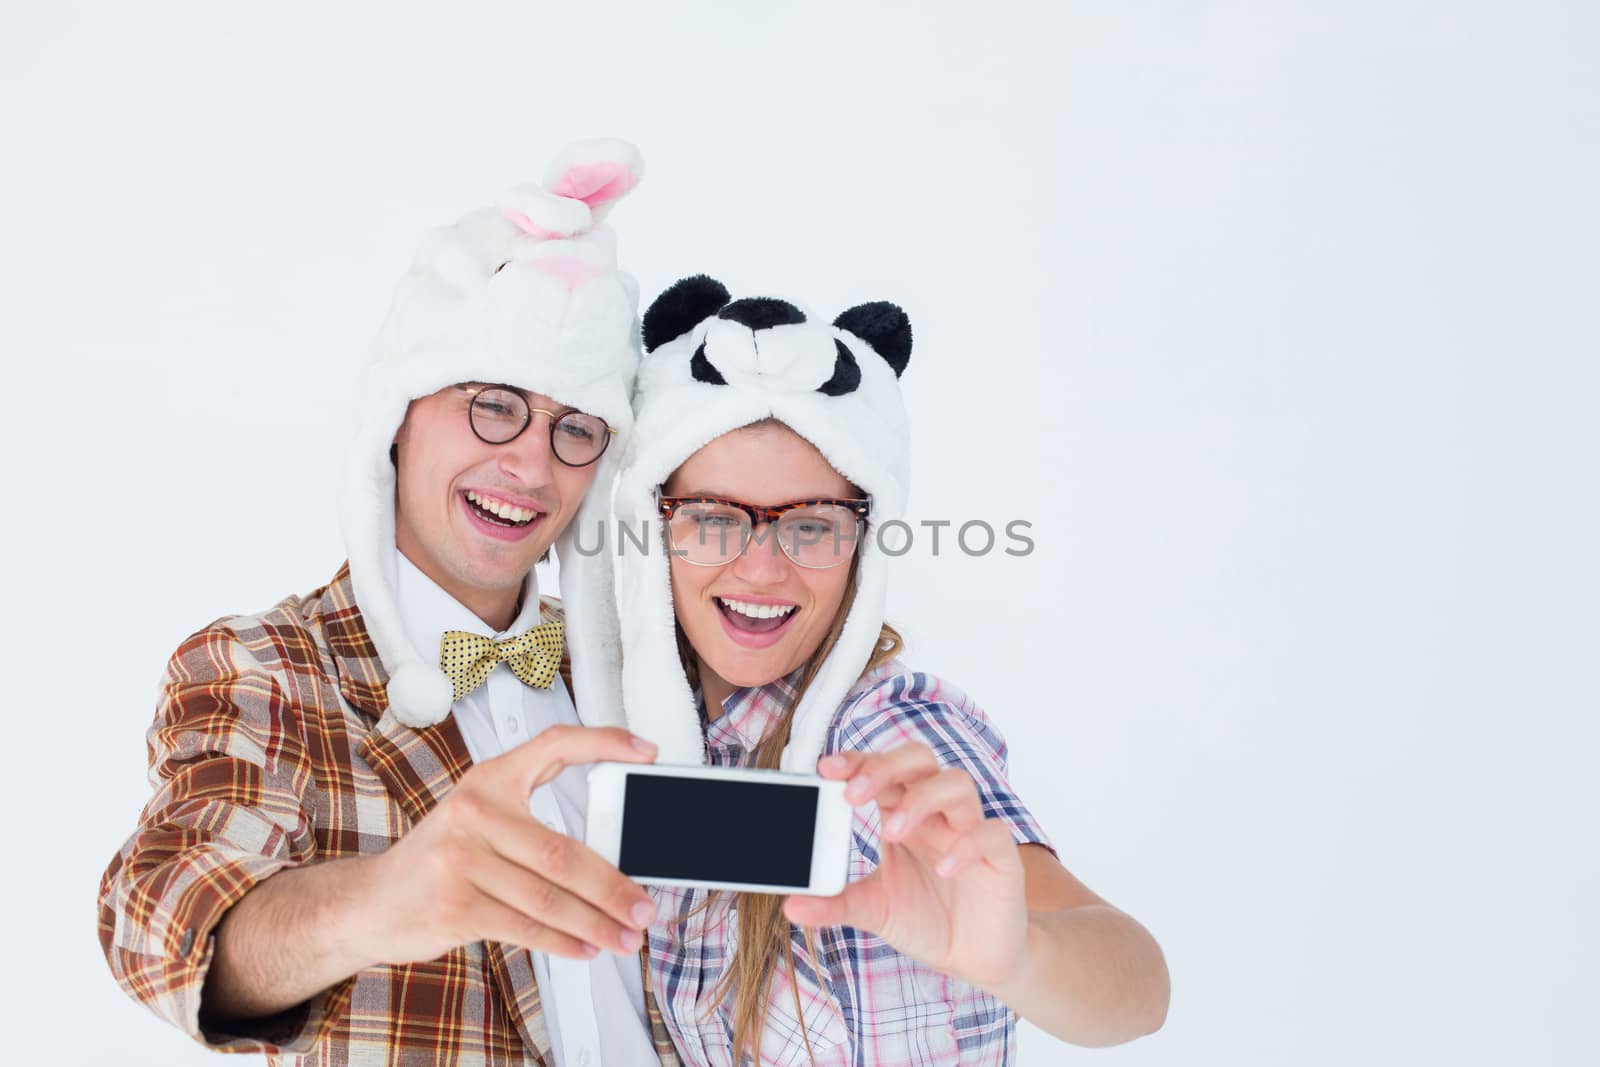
[643,275,731,353]
[833,302,911,378]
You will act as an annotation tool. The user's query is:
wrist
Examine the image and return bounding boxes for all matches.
[323,853,389,972]
[987,912,1046,1005]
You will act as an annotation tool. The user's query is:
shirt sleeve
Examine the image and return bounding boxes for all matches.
[825,671,1053,858]
[96,623,356,1054]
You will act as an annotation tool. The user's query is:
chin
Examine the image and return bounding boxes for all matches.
[711,647,799,689]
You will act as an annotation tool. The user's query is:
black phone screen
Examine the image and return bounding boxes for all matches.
[618,772,819,887]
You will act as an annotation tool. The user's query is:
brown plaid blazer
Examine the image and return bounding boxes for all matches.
[98,563,681,1066]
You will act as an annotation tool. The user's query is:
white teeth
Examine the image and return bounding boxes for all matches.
[467,491,536,525]
[718,597,797,620]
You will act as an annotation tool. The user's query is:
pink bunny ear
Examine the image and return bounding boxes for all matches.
[502,209,561,240]
[498,184,593,240]
[550,161,640,210]
[542,138,644,223]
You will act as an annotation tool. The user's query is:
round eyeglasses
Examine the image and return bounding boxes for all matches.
[463,385,614,467]
[657,489,872,569]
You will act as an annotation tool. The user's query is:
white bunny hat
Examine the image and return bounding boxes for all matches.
[614,276,913,771]
[342,138,644,730]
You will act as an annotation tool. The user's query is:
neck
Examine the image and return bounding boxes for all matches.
[698,660,737,722]
[397,546,523,631]
[472,590,522,633]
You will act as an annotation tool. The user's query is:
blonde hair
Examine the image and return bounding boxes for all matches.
[674,556,903,1063]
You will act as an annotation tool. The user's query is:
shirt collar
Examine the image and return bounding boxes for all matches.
[703,667,806,756]
[394,549,542,671]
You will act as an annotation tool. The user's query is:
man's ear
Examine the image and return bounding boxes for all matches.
[390,399,417,467]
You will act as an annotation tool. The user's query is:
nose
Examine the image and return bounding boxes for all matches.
[496,413,557,487]
[729,520,792,585]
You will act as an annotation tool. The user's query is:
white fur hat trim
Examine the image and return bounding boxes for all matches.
[615,279,912,771]
[342,138,644,729]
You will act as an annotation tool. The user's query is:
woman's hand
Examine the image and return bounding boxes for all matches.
[782,742,1028,990]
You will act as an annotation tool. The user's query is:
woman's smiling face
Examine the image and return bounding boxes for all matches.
[663,422,858,705]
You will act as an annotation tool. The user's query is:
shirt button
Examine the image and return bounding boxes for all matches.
[577,1049,592,1067]
[178,928,196,958]
[505,715,520,734]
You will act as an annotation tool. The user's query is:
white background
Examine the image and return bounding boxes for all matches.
[4,1,1594,1063]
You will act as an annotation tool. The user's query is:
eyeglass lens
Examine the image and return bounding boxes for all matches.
[667,502,862,569]
[468,387,609,466]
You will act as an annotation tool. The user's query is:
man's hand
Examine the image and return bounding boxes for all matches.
[202,724,661,1025]
[358,725,661,964]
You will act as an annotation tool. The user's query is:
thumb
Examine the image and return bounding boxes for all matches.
[783,872,888,934]
[507,725,657,793]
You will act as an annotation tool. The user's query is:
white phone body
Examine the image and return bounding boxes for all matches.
[585,761,852,896]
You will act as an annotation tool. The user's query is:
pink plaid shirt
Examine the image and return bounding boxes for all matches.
[644,661,1051,1066]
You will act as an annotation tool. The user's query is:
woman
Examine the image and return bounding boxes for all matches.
[613,276,1169,1064]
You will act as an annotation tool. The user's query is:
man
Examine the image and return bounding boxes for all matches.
[97,139,678,1066]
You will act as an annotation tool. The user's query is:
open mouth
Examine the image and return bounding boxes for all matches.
[463,489,540,528]
[715,596,799,636]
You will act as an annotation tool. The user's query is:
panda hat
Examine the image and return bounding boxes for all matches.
[342,138,644,730]
[615,275,913,771]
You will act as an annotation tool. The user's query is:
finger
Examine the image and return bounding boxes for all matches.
[471,891,603,960]
[880,769,984,843]
[871,784,961,845]
[842,743,939,804]
[468,852,645,955]
[483,813,656,933]
[783,872,889,934]
[507,725,659,793]
[936,819,1021,880]
[872,781,908,811]
[872,804,966,858]
[899,811,963,856]
[816,751,866,780]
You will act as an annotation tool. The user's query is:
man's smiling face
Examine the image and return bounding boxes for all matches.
[392,383,599,628]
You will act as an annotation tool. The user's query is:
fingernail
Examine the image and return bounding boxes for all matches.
[630,735,658,755]
[817,755,846,774]
[619,927,643,953]
[937,855,958,877]
[580,941,601,958]
[845,774,871,802]
[884,812,907,838]
[631,900,656,926]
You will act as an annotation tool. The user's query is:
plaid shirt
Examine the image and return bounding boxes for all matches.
[645,664,1051,1067]
[97,563,681,1067]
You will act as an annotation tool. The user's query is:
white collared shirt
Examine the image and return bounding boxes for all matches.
[394,551,656,1067]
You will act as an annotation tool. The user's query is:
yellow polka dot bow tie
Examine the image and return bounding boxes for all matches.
[438,621,564,701]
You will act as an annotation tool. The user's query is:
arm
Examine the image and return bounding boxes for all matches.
[97,626,332,1050]
[201,724,665,1026]
[198,854,382,1025]
[991,846,1169,1046]
[100,626,661,1047]
[785,741,1168,1047]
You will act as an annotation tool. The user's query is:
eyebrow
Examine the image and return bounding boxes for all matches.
[460,383,576,415]
[670,491,861,508]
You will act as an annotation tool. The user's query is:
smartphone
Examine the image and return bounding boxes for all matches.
[585,762,852,895]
